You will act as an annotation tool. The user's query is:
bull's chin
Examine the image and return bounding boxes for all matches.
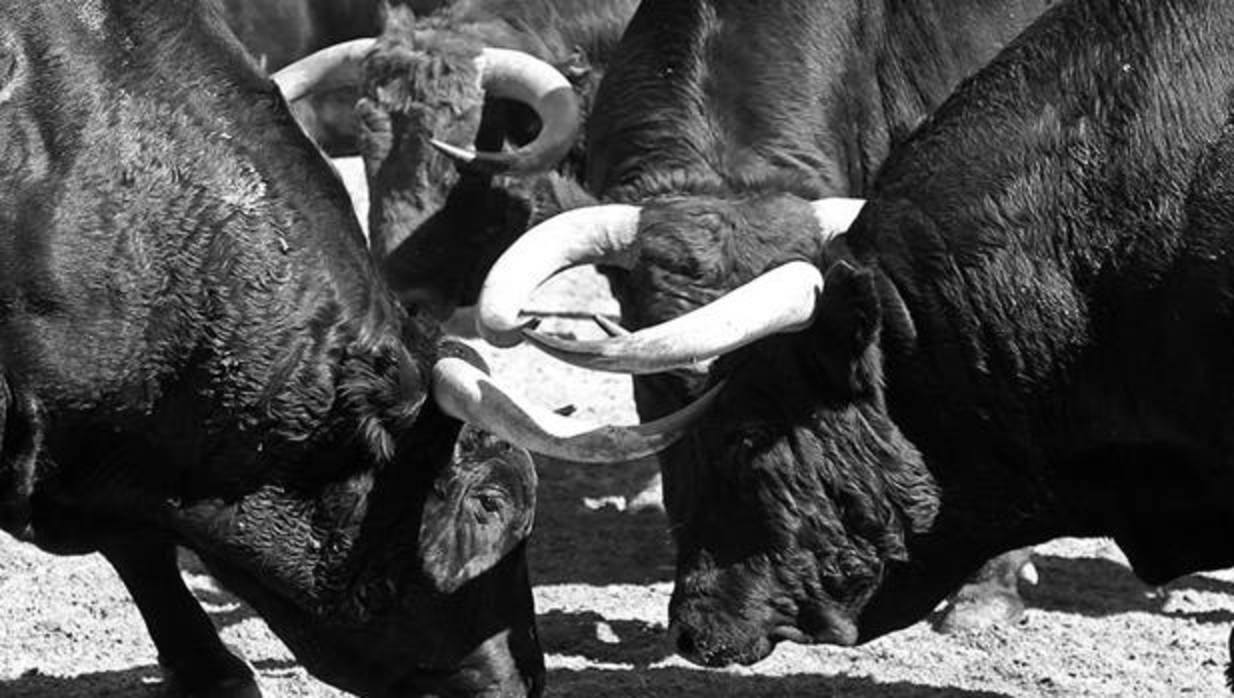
[803,604,861,646]
[391,628,545,698]
[770,616,859,648]
[394,669,541,698]
[769,625,812,644]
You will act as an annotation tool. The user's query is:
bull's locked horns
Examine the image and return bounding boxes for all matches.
[475,198,867,373]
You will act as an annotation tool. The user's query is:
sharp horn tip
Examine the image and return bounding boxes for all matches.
[429,138,478,163]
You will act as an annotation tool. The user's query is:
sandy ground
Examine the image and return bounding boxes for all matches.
[2,161,1233,697]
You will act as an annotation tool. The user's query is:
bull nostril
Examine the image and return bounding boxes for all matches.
[674,626,698,657]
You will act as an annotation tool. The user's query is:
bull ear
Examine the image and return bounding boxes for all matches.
[356,98,393,173]
[527,171,598,224]
[810,262,884,398]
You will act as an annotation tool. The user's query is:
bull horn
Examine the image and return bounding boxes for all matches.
[476,204,641,348]
[811,198,866,241]
[431,48,581,175]
[272,38,376,103]
[520,261,825,374]
[432,357,721,463]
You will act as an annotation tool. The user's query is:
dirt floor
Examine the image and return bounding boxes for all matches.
[2,162,1232,697]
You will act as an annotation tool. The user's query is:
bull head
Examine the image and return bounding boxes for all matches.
[466,194,946,665]
[271,19,581,259]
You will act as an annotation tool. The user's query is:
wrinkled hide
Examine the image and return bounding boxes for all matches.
[662,263,939,666]
[0,1,542,696]
[564,0,1053,666]
[611,0,1234,670]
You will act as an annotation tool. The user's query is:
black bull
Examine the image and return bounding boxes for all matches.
[356,0,640,316]
[327,0,1052,632]
[479,0,1234,679]
[0,1,598,696]
[473,0,1054,663]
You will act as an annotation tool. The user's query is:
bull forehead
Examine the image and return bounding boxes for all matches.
[616,194,824,334]
[637,194,823,263]
[364,29,486,134]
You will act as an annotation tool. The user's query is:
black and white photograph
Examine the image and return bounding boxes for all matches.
[2,0,1233,695]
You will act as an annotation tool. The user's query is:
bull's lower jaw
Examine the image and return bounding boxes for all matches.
[390,628,544,698]
[770,616,859,648]
[804,605,861,647]
[769,625,811,644]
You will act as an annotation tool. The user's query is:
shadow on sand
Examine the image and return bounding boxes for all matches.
[539,609,672,666]
[1,659,303,698]
[2,665,163,698]
[549,666,1014,698]
[529,456,676,586]
[1025,553,1234,624]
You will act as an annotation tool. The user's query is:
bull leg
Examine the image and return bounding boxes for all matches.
[0,381,43,540]
[931,547,1038,634]
[103,541,261,698]
[1226,626,1234,692]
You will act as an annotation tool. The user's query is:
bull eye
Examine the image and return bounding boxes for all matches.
[735,427,772,458]
[730,428,774,490]
[475,490,505,515]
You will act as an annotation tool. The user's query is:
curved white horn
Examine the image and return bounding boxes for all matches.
[432,358,721,463]
[431,48,581,174]
[811,198,866,242]
[476,204,642,348]
[272,38,376,103]
[521,261,825,374]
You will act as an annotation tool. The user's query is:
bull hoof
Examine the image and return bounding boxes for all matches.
[160,646,261,698]
[931,587,1026,634]
[163,675,262,698]
[1225,627,1234,691]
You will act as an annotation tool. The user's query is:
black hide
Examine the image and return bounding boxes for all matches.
[568,0,1054,666]
[0,1,541,696]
